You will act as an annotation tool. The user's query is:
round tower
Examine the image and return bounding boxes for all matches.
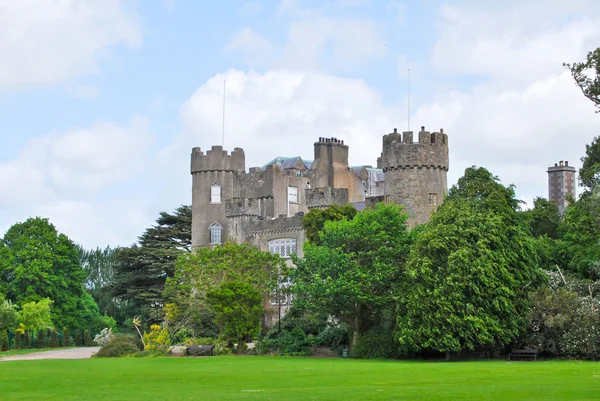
[190,145,245,250]
[381,126,449,228]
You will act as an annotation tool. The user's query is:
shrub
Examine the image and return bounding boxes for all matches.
[350,329,403,359]
[94,328,114,346]
[185,337,232,356]
[74,330,82,346]
[94,334,143,358]
[14,333,21,350]
[49,330,59,348]
[36,330,45,348]
[83,330,93,347]
[90,315,117,333]
[143,324,170,352]
[23,330,30,348]
[1,330,8,351]
[317,324,349,348]
[61,328,69,347]
[255,328,313,356]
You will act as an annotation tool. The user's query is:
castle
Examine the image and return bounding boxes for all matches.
[190,126,449,326]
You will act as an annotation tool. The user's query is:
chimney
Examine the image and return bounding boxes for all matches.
[440,128,444,134]
[393,128,397,133]
[565,161,569,166]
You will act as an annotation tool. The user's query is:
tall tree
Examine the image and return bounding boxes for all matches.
[302,204,357,245]
[291,203,414,346]
[111,205,192,320]
[579,136,600,190]
[522,197,562,239]
[0,217,94,328]
[565,47,600,112]
[396,167,543,356]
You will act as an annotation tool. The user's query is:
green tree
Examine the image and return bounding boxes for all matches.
[19,298,54,332]
[565,47,600,112]
[207,281,263,354]
[1,329,8,351]
[302,204,357,245]
[165,242,282,336]
[579,136,600,190]
[111,205,192,321]
[291,203,414,346]
[0,294,19,331]
[0,217,92,328]
[522,197,562,239]
[396,167,542,356]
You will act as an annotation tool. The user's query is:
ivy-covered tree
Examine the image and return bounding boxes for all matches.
[291,203,414,346]
[396,167,543,356]
[207,281,263,353]
[0,217,94,328]
[302,204,357,245]
[111,205,192,320]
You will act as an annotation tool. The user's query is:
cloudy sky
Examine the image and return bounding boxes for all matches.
[1,0,599,248]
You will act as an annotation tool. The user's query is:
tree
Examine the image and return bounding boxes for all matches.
[522,197,561,239]
[396,167,543,355]
[207,281,263,354]
[18,298,54,344]
[565,47,600,112]
[0,217,93,328]
[579,136,600,190]
[0,294,19,331]
[291,203,414,346]
[111,205,192,320]
[164,242,281,337]
[302,204,357,245]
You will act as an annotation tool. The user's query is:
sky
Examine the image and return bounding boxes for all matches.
[1,0,599,249]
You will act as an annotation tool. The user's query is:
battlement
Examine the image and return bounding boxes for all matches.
[191,145,245,173]
[225,197,260,217]
[305,187,349,209]
[381,126,449,171]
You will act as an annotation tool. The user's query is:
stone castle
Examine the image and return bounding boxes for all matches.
[190,126,448,326]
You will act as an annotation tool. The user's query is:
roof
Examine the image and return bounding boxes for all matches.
[261,156,310,171]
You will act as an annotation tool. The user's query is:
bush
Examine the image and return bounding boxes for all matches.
[255,328,313,356]
[14,333,21,350]
[49,331,59,348]
[83,330,93,347]
[94,328,114,346]
[23,331,30,348]
[94,334,143,358]
[74,330,82,346]
[61,328,69,347]
[143,324,170,352]
[1,330,8,351]
[350,329,403,359]
[90,315,117,333]
[185,337,232,356]
[36,330,45,348]
[317,324,349,348]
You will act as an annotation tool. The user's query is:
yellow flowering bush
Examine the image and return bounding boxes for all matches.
[143,324,171,352]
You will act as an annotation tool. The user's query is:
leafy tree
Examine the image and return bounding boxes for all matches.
[1,329,8,351]
[579,136,600,190]
[522,197,561,239]
[396,167,543,355]
[0,217,93,328]
[565,47,600,112]
[291,203,414,346]
[302,204,357,245]
[207,281,263,353]
[111,205,192,321]
[165,242,281,336]
[19,298,54,332]
[0,294,19,331]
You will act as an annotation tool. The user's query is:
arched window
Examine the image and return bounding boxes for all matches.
[268,238,297,258]
[209,223,222,244]
[210,184,221,204]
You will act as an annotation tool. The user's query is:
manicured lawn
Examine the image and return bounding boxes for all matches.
[0,356,598,400]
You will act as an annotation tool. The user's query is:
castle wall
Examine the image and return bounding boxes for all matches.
[382,127,449,227]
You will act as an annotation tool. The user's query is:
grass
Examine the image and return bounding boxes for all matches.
[0,356,598,400]
[0,347,75,358]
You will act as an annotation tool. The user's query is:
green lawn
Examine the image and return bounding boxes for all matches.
[0,356,598,400]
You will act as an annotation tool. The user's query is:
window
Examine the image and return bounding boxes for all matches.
[209,223,222,244]
[295,169,302,177]
[210,184,221,203]
[429,193,438,206]
[287,186,298,203]
[270,277,293,306]
[269,238,297,258]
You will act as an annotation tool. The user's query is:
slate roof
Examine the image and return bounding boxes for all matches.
[261,156,311,171]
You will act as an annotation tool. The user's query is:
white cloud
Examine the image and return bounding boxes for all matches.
[225,28,273,65]
[0,117,154,247]
[0,0,141,89]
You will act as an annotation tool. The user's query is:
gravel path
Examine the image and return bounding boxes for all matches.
[0,347,100,361]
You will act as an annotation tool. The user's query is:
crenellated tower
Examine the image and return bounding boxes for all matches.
[381,126,449,227]
[190,145,245,250]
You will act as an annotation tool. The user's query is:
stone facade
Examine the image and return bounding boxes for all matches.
[547,160,576,215]
[190,129,449,328]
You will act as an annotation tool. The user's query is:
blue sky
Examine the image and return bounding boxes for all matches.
[1,0,599,248]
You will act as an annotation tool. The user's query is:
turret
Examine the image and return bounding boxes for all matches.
[381,126,449,227]
[308,137,349,189]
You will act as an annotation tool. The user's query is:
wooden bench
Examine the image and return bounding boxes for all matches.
[508,349,538,361]
[185,345,215,357]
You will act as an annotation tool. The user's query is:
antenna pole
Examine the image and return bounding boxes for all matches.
[222,79,226,147]
[407,68,410,131]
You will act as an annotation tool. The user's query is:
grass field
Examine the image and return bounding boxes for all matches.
[0,356,598,400]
